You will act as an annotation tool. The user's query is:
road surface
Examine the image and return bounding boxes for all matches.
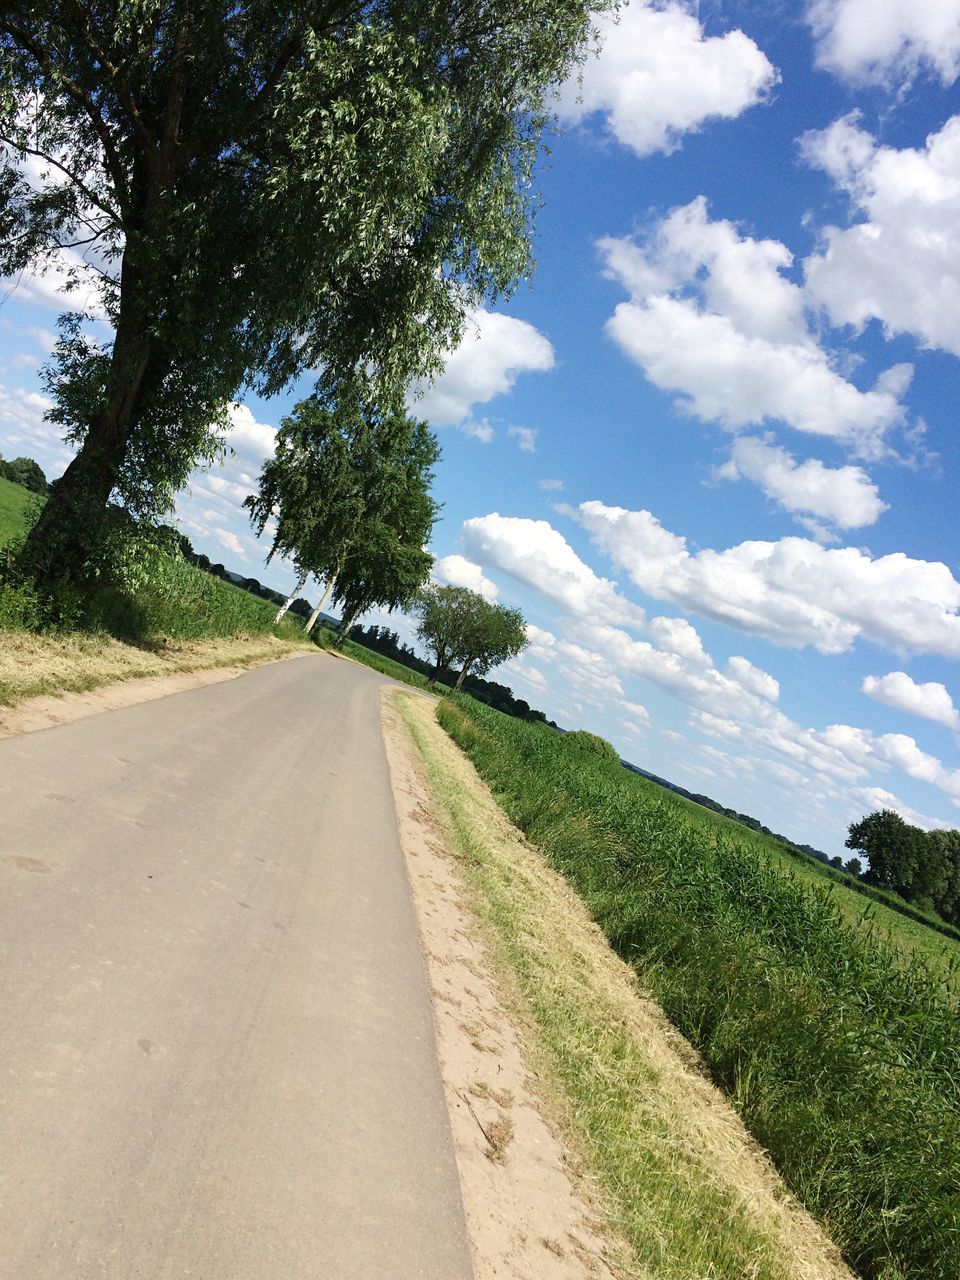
[0,654,473,1280]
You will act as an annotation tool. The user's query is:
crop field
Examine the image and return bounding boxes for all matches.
[438,694,960,1280]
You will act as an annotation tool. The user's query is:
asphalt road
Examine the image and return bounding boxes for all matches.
[0,655,473,1280]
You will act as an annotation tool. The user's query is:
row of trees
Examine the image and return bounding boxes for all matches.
[244,388,439,642]
[1,0,608,592]
[846,810,960,924]
[349,624,552,724]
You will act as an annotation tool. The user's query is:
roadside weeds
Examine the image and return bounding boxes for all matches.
[0,633,314,737]
[383,688,855,1280]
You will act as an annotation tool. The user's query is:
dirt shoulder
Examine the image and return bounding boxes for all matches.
[381,687,855,1280]
[0,632,314,739]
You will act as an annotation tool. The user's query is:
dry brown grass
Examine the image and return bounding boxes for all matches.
[0,630,307,707]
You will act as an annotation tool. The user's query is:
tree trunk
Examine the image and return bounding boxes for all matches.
[453,658,474,692]
[304,575,337,635]
[274,571,308,624]
[333,602,362,648]
[18,252,155,589]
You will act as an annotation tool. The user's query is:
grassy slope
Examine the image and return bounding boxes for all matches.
[0,476,312,701]
[0,475,40,547]
[437,695,960,1280]
[396,690,853,1280]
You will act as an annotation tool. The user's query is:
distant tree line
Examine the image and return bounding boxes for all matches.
[348,624,556,727]
[847,809,960,925]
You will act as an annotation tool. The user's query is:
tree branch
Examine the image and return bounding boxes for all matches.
[0,133,123,227]
[0,18,134,209]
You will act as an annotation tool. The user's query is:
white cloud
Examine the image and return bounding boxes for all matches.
[862,671,960,730]
[463,513,647,630]
[227,402,277,466]
[410,309,554,427]
[854,786,951,830]
[648,615,712,665]
[0,382,71,476]
[622,699,652,725]
[214,528,247,559]
[432,553,499,602]
[539,478,566,492]
[507,425,537,453]
[600,198,909,459]
[574,499,960,657]
[717,434,887,530]
[558,3,777,157]
[726,655,780,703]
[807,0,960,86]
[803,114,960,356]
[692,710,742,739]
[459,418,495,444]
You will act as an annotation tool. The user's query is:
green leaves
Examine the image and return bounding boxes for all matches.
[246,383,440,621]
[412,582,527,683]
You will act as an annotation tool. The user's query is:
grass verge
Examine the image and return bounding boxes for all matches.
[435,694,960,1280]
[0,630,309,708]
[395,690,853,1280]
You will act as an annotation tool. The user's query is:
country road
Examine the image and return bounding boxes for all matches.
[0,655,473,1280]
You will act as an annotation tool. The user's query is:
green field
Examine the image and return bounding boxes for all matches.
[438,694,960,1280]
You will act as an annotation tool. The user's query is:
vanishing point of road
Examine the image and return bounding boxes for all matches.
[0,655,474,1279]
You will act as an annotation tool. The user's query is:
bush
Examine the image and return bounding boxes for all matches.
[563,729,620,764]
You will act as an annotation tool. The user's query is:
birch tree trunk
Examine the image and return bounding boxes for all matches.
[304,575,337,635]
[274,571,308,624]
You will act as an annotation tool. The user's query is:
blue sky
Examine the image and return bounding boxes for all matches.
[3,0,960,854]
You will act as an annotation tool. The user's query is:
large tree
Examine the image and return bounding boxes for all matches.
[244,386,439,632]
[412,582,527,687]
[1,0,608,586]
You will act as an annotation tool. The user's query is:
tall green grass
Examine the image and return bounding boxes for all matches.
[0,482,307,644]
[438,695,960,1280]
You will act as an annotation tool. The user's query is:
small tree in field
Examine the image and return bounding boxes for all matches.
[413,583,527,688]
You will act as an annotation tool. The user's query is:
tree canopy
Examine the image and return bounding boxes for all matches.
[846,809,960,922]
[1,0,610,585]
[245,386,440,633]
[412,582,527,687]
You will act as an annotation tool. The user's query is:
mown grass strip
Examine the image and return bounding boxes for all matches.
[396,690,852,1280]
[435,695,960,1280]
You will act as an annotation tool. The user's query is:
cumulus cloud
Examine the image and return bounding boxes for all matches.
[0,382,71,476]
[862,671,960,730]
[648,615,712,665]
[803,114,960,356]
[214,528,247,559]
[557,3,776,156]
[507,425,537,453]
[716,434,887,531]
[574,499,960,657]
[227,402,277,466]
[726,655,780,703]
[432,553,499,602]
[854,787,951,830]
[410,309,554,427]
[622,699,652,725]
[600,198,909,459]
[462,514,647,630]
[807,0,960,86]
